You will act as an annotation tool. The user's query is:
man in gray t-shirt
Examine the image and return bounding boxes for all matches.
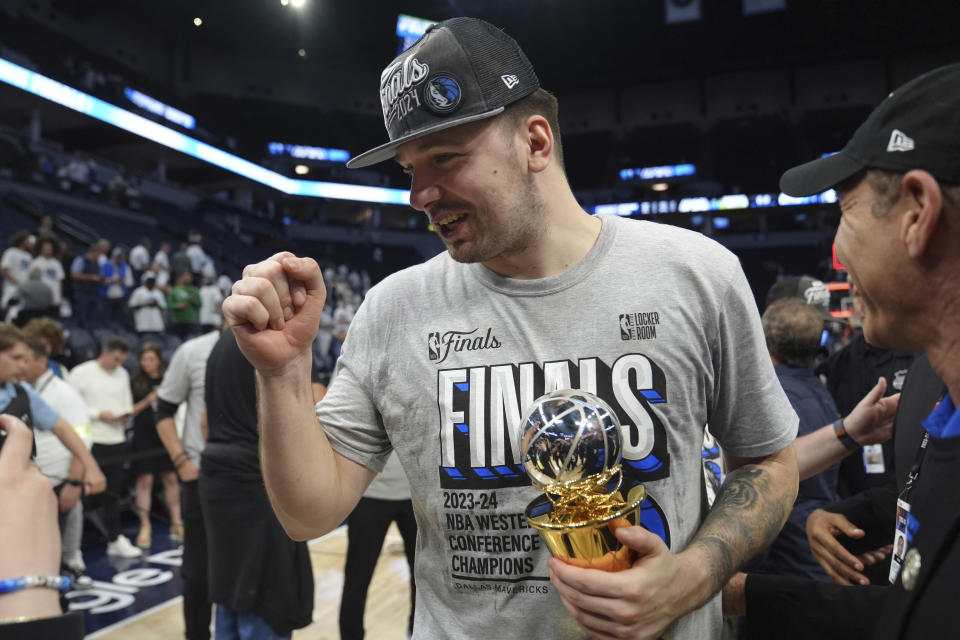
[223,17,799,640]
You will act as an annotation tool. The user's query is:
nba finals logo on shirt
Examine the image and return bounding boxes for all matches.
[428,328,502,363]
[434,353,674,566]
[619,311,660,341]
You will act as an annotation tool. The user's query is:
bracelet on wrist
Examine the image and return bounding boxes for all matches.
[0,575,72,595]
[833,418,860,451]
[171,452,187,464]
[65,479,84,487]
[0,615,45,625]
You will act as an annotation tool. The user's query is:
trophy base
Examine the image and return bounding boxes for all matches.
[525,483,646,572]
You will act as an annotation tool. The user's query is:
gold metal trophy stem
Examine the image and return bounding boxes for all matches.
[526,482,646,572]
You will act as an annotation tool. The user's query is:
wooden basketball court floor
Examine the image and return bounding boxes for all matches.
[87,525,412,639]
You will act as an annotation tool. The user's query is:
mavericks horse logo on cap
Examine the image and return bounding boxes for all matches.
[425,74,462,115]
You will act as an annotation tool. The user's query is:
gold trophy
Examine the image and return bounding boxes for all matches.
[521,389,646,572]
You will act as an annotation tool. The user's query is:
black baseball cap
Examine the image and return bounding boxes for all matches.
[766,275,832,320]
[346,17,540,169]
[780,62,960,196]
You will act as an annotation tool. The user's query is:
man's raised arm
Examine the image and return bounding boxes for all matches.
[223,252,374,541]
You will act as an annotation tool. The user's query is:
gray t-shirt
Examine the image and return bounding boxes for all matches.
[317,215,797,639]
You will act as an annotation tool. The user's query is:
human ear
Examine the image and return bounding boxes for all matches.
[525,115,553,173]
[900,170,943,260]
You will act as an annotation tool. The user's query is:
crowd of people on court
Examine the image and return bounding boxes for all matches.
[0,220,379,638]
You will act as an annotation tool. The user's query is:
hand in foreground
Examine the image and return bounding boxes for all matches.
[721,572,747,617]
[222,252,326,374]
[806,508,871,585]
[59,483,82,512]
[83,463,107,495]
[844,377,899,446]
[176,459,199,483]
[0,415,62,620]
[858,544,893,568]
[549,526,698,640]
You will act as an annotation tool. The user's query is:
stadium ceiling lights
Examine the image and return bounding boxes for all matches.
[0,56,410,206]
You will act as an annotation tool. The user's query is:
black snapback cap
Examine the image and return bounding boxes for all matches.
[346,17,540,169]
[780,62,960,196]
[765,275,832,320]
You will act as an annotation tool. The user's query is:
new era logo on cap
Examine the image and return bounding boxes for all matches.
[887,129,915,153]
[501,74,520,89]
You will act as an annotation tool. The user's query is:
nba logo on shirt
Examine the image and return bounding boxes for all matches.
[619,314,632,340]
[428,332,442,361]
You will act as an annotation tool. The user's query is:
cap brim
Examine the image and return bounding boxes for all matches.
[346,107,505,169]
[779,150,865,197]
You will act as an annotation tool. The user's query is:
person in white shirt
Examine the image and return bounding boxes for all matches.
[129,272,167,337]
[153,242,171,273]
[198,277,223,333]
[71,337,141,558]
[186,240,206,277]
[217,273,233,300]
[1,230,34,316]
[129,237,152,280]
[30,237,65,308]
[21,337,92,578]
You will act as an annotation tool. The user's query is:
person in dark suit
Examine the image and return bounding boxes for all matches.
[724,354,943,640]
[726,62,960,640]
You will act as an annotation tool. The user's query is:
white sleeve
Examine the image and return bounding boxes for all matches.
[157,344,191,405]
[58,383,93,448]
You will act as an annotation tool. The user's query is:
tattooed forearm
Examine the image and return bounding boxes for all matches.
[713,468,762,509]
[688,461,794,593]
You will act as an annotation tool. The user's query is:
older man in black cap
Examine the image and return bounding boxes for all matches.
[726,62,960,640]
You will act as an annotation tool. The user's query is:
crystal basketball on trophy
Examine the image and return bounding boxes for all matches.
[520,390,647,572]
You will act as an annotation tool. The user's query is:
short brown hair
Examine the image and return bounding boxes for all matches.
[762,298,824,368]
[22,317,66,356]
[102,337,130,353]
[24,337,48,359]
[0,323,26,353]
[499,88,565,173]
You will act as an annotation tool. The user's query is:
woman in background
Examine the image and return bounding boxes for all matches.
[130,342,183,548]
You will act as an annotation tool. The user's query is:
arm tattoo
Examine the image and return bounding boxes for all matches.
[690,465,790,593]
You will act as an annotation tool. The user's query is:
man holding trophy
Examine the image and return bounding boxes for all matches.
[223,17,799,640]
